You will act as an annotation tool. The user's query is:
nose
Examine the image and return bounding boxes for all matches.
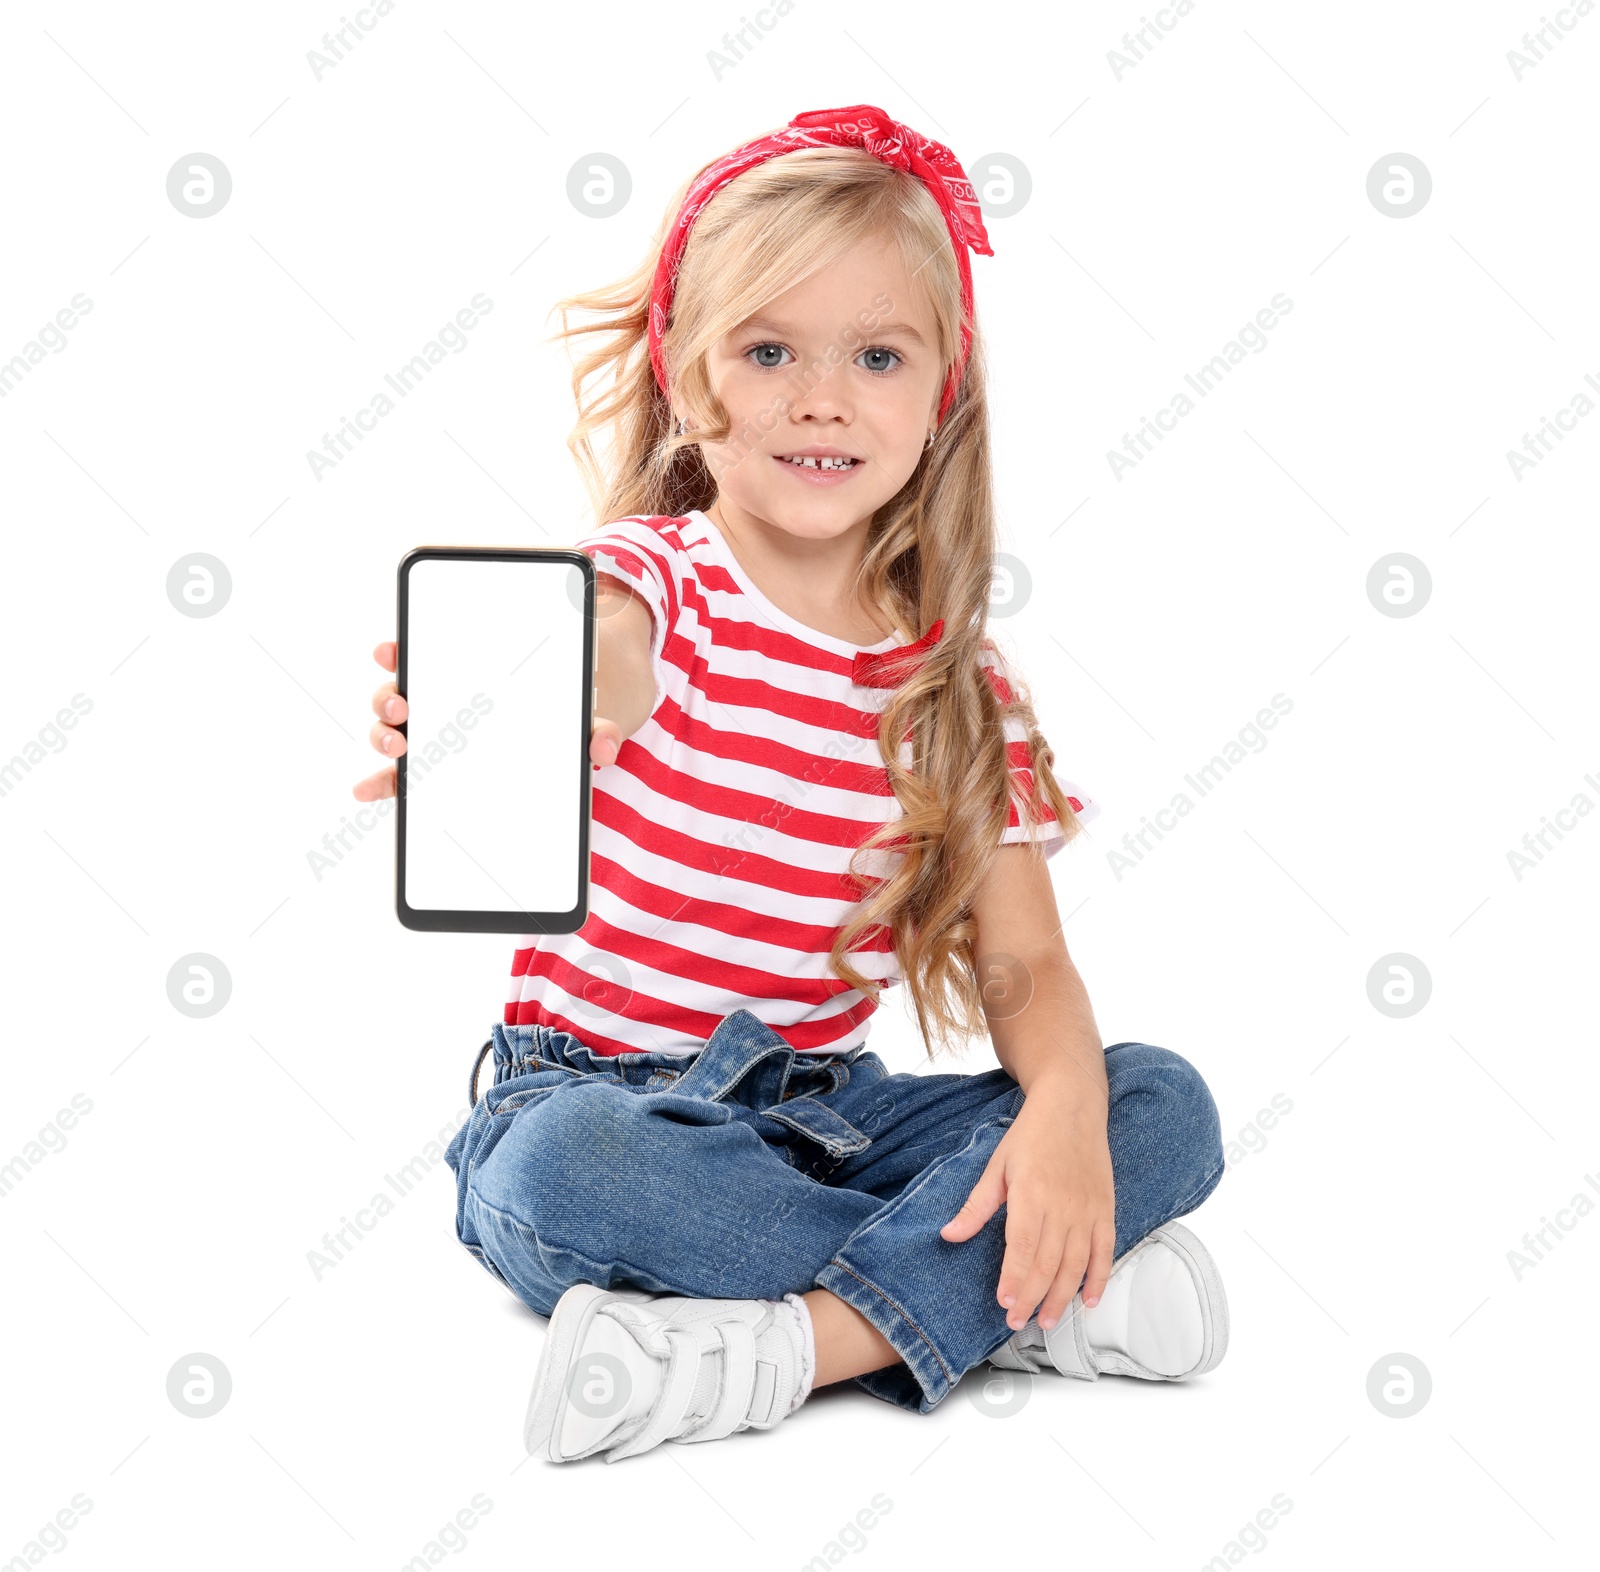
[786,358,853,425]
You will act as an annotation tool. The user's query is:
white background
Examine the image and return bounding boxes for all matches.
[1,1,1594,1568]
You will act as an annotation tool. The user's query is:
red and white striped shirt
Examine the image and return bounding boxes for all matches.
[504,509,1100,1057]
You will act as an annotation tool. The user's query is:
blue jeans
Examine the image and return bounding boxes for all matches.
[443,1008,1224,1414]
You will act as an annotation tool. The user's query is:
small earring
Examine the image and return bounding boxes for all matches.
[675,417,687,437]
[924,429,935,450]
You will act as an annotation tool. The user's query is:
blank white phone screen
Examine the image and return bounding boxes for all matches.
[403,556,587,915]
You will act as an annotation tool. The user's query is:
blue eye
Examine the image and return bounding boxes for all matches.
[744,341,904,376]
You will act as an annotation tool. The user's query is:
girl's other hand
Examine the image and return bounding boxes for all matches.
[939,1080,1116,1333]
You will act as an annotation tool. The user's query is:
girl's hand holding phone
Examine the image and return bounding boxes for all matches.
[352,570,657,803]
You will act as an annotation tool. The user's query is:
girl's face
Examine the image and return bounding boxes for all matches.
[695,233,946,545]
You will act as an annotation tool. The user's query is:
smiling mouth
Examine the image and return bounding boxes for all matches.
[776,454,860,470]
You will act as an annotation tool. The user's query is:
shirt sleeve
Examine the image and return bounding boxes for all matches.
[572,516,685,718]
[982,638,1101,860]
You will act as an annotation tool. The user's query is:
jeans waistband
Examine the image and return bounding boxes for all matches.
[471,1010,874,1160]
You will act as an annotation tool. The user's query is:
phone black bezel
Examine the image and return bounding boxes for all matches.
[394,545,595,934]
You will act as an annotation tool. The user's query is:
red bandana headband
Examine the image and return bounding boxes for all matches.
[648,103,993,427]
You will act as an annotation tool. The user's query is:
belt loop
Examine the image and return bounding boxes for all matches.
[763,1096,872,1159]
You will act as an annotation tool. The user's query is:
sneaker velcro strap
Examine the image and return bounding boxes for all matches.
[679,1318,758,1444]
[1049,1307,1100,1380]
[985,1338,1041,1374]
[605,1300,676,1358]
[605,1319,709,1462]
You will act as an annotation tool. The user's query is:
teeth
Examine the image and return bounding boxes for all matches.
[784,455,856,469]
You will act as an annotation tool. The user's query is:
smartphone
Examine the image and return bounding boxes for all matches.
[394,546,595,933]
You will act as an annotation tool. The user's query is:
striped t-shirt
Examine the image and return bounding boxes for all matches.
[503,509,1100,1058]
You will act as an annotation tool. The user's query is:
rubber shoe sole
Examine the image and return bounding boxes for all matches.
[524,1283,624,1462]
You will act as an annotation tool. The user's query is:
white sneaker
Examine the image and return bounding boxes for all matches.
[524,1284,816,1464]
[988,1222,1228,1382]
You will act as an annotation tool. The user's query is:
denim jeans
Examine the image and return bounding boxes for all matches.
[443,1008,1224,1414]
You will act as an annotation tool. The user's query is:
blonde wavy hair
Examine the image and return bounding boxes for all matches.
[549,138,1085,1057]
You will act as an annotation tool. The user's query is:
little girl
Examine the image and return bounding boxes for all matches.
[357,104,1228,1464]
